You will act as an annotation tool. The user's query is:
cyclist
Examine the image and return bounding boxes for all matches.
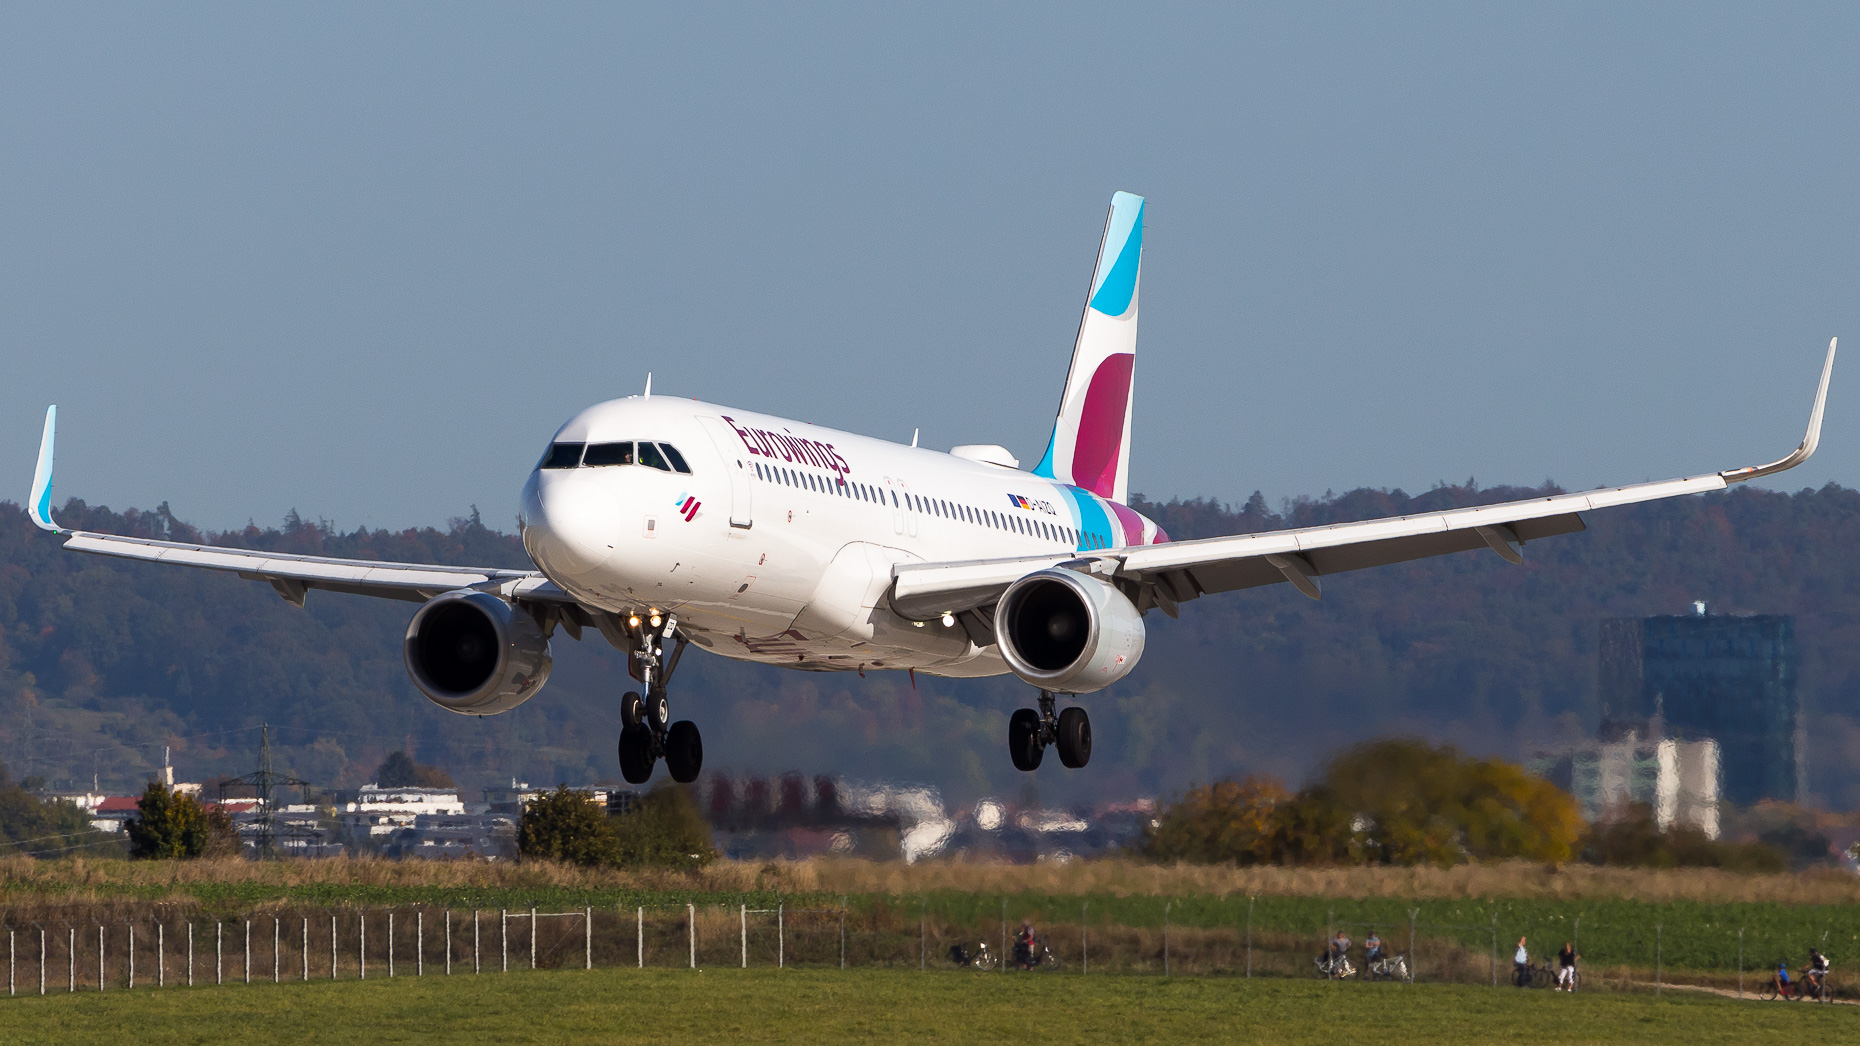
[1513,936,1531,987]
[1773,959,1792,999]
[1318,931,1352,975]
[1807,948,1829,996]
[1364,930,1385,966]
[1555,942,1578,991]
[1013,921,1037,970]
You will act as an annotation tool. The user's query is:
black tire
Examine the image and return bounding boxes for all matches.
[1008,708,1043,771]
[1055,706,1091,768]
[646,689,671,732]
[665,720,703,783]
[621,691,646,728]
[618,724,655,784]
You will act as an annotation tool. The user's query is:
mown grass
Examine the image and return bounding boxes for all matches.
[0,967,1846,1045]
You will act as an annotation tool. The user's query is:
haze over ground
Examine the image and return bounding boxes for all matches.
[3,4,1857,531]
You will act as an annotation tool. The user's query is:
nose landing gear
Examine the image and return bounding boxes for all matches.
[1008,691,1090,771]
[616,615,703,785]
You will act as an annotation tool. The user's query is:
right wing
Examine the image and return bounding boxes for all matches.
[26,405,574,608]
[892,338,1836,621]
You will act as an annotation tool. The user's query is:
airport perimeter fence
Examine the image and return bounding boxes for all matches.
[0,898,1853,1000]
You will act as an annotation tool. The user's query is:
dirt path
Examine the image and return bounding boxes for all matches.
[1632,979,1852,1005]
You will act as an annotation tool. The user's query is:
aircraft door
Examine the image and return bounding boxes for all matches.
[896,479,919,538]
[696,417,754,530]
[885,477,903,535]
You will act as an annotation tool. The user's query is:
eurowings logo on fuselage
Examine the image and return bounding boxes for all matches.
[673,494,700,522]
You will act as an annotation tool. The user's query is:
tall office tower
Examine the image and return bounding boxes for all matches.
[1598,607,1801,805]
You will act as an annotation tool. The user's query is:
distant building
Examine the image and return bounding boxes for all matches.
[1600,607,1802,805]
[339,784,466,837]
[482,780,628,815]
[1532,737,1721,838]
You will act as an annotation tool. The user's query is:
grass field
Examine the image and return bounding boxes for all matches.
[0,967,1847,1045]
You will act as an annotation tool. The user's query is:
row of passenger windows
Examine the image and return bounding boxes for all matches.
[539,441,693,474]
[750,460,1115,550]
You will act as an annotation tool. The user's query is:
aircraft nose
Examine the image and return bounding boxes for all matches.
[522,472,619,579]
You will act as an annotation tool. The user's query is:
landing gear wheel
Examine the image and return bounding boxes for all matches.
[621,691,646,729]
[618,724,655,784]
[646,689,671,732]
[1055,706,1091,768]
[1008,708,1044,771]
[664,720,704,783]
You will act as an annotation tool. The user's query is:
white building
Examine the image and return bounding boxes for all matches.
[339,784,466,837]
[1533,737,1721,838]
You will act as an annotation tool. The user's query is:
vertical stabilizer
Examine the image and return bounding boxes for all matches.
[1033,191,1142,503]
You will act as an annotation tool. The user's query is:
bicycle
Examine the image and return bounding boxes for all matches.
[1759,974,1803,1001]
[1314,954,1356,979]
[948,941,994,971]
[1012,934,1062,972]
[1368,953,1409,982]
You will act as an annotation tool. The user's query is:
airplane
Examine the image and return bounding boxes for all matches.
[25,192,1838,786]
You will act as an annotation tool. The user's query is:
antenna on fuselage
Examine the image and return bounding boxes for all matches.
[644,372,653,398]
[911,427,918,448]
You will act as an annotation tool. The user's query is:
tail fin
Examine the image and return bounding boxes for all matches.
[1033,191,1142,503]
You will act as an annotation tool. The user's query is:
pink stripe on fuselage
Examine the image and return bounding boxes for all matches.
[1108,500,1147,547]
[1072,353,1134,498]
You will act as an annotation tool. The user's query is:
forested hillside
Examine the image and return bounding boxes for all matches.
[3,482,1858,809]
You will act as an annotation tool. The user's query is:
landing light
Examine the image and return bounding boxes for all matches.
[650,614,662,628]
[627,615,641,628]
[912,621,924,628]
[941,613,955,627]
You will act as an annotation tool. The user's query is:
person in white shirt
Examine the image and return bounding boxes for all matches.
[1513,936,1531,987]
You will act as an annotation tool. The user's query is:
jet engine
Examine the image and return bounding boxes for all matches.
[404,591,552,715]
[994,569,1145,693]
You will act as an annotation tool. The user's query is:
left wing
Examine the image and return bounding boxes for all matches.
[25,405,574,607]
[892,338,1836,621]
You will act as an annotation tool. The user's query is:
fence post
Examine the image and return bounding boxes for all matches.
[187,923,194,987]
[687,903,695,970]
[128,923,134,989]
[741,904,747,969]
[244,920,250,984]
[1738,927,1745,998]
[474,910,481,975]
[778,902,785,969]
[41,928,47,996]
[159,923,164,988]
[98,925,104,992]
[637,907,643,969]
[1407,908,1418,984]
[330,915,337,981]
[10,928,15,996]
[1655,924,1662,997]
[417,911,424,977]
[67,927,73,993]
[302,917,308,982]
[531,907,538,971]
[273,917,280,983]
[388,913,395,978]
[1246,897,1255,980]
[215,921,222,986]
[586,908,592,971]
[839,898,846,971]
[501,910,507,974]
[445,911,452,976]
[1164,902,1171,977]
[360,914,367,981]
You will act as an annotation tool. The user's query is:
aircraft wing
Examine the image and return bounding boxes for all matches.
[891,339,1836,622]
[24,406,575,608]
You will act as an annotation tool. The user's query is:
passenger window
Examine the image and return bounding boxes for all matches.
[583,442,634,467]
[540,442,584,469]
[890,490,899,507]
[660,444,692,474]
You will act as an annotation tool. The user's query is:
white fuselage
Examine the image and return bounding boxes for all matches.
[518,396,1165,677]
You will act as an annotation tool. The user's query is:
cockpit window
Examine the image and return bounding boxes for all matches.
[539,442,584,469]
[637,441,672,471]
[659,443,692,474]
[583,441,634,467]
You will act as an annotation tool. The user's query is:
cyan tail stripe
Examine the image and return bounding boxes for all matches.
[1059,483,1116,551]
[1086,193,1143,318]
[29,405,57,531]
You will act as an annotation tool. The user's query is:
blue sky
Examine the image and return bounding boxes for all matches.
[4,3,1856,531]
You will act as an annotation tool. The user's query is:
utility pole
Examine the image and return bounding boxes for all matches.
[218,725,311,859]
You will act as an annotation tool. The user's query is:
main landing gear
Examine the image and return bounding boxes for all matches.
[1008,691,1090,771]
[617,614,703,785]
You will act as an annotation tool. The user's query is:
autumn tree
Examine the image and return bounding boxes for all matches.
[1145,775,1292,864]
[372,751,456,789]
[126,780,238,859]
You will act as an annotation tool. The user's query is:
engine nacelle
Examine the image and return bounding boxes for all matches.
[404,591,552,715]
[995,569,1145,693]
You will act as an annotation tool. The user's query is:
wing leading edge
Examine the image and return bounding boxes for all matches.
[891,338,1837,621]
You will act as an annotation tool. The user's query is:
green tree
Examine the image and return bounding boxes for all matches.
[610,784,717,870]
[125,780,237,859]
[373,751,456,789]
[0,762,122,858]
[518,787,621,867]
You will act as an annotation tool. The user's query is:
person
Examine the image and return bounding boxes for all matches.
[1364,930,1384,966]
[1319,931,1352,976]
[1774,960,1792,999]
[1556,942,1579,991]
[1807,949,1829,996]
[1013,921,1037,970]
[1513,936,1530,987]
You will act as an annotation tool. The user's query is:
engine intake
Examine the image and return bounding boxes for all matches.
[995,569,1145,693]
[404,591,552,715]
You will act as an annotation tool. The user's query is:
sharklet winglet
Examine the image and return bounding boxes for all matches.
[28,405,60,533]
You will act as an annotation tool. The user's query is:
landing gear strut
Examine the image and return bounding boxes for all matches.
[1008,691,1090,771]
[616,614,702,785]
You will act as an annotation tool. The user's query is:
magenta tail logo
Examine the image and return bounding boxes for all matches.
[673,494,700,522]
